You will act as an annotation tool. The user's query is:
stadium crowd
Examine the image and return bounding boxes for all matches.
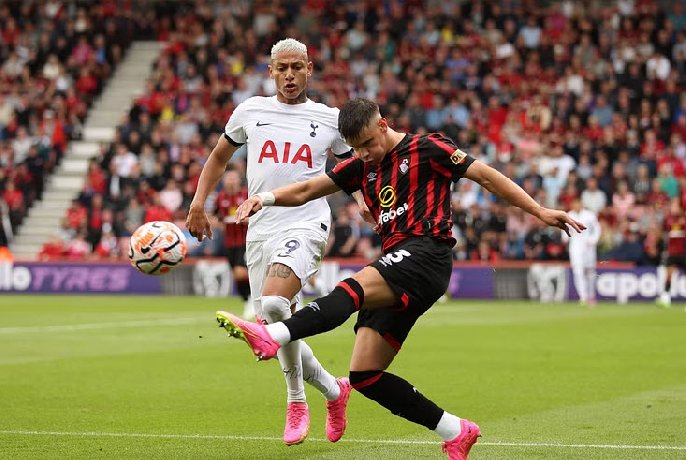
[0,0,154,250]
[2,0,685,266]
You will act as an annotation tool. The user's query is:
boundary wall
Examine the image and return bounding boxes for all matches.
[2,259,684,304]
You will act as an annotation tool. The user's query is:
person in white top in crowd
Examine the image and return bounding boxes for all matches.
[563,198,601,305]
[186,38,365,446]
[580,176,607,214]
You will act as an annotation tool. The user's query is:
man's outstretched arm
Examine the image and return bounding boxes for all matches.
[235,174,341,223]
[464,160,586,236]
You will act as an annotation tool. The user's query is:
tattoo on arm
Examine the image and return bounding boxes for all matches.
[267,263,292,279]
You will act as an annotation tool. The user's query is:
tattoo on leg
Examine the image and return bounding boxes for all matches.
[267,264,292,279]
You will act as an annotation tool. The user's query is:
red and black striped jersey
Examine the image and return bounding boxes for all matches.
[215,188,248,248]
[327,133,475,252]
[664,213,686,256]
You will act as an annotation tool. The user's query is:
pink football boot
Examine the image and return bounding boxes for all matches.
[325,377,352,442]
[441,419,481,460]
[283,402,310,445]
[216,311,280,360]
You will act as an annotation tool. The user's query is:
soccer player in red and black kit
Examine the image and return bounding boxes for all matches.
[657,198,686,308]
[219,98,586,459]
[215,170,253,318]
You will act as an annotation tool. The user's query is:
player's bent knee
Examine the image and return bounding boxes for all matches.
[349,370,383,393]
[334,278,365,310]
[260,295,291,322]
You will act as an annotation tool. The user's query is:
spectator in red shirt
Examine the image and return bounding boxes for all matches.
[95,230,120,258]
[3,180,25,231]
[87,193,105,247]
[85,160,107,194]
[66,230,91,259]
[144,192,174,223]
[558,181,579,211]
[2,181,23,210]
[470,240,500,263]
[656,147,686,178]
[75,68,99,97]
[583,116,604,143]
[646,178,670,208]
[38,236,66,260]
[65,199,87,231]
[134,80,165,116]
[640,129,666,162]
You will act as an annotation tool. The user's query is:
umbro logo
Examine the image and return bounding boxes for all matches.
[367,172,377,182]
[256,121,273,127]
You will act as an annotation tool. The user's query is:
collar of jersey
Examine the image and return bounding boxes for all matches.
[270,95,312,109]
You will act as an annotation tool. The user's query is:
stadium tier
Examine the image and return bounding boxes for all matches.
[1,0,685,266]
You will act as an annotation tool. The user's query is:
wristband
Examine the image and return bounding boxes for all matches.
[256,192,275,206]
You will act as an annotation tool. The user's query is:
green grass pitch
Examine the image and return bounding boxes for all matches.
[0,295,684,459]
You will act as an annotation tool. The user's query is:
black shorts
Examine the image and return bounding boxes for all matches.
[226,246,247,268]
[354,237,453,351]
[666,254,686,270]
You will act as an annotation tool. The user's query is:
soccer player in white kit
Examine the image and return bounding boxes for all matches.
[186,38,358,445]
[562,198,601,305]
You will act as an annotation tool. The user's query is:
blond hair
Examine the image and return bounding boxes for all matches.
[270,38,308,60]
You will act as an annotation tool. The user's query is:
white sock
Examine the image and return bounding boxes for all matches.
[266,322,291,345]
[258,297,303,403]
[300,341,340,400]
[434,411,462,441]
[585,269,596,301]
[278,341,306,402]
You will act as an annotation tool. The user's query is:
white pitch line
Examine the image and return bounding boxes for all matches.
[0,317,202,334]
[0,430,684,451]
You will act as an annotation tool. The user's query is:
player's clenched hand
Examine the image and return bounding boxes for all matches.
[235,196,263,223]
[186,206,212,241]
[538,208,587,237]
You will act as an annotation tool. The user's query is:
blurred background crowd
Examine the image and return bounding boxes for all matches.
[1,0,685,265]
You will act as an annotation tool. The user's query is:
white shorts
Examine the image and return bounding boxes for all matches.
[246,225,328,306]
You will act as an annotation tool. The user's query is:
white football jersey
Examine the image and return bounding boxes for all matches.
[563,208,601,265]
[224,96,351,241]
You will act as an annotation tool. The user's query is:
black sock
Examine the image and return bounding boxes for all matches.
[349,370,444,430]
[236,279,251,301]
[283,278,364,341]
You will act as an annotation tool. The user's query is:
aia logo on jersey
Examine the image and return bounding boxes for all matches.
[258,141,313,168]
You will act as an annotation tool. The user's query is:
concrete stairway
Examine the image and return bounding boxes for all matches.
[10,41,163,259]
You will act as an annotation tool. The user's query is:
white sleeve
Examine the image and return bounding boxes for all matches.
[224,102,247,145]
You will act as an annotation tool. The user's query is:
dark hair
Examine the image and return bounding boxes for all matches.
[338,97,379,142]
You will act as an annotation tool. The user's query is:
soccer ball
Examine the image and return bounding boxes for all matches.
[128,221,187,275]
